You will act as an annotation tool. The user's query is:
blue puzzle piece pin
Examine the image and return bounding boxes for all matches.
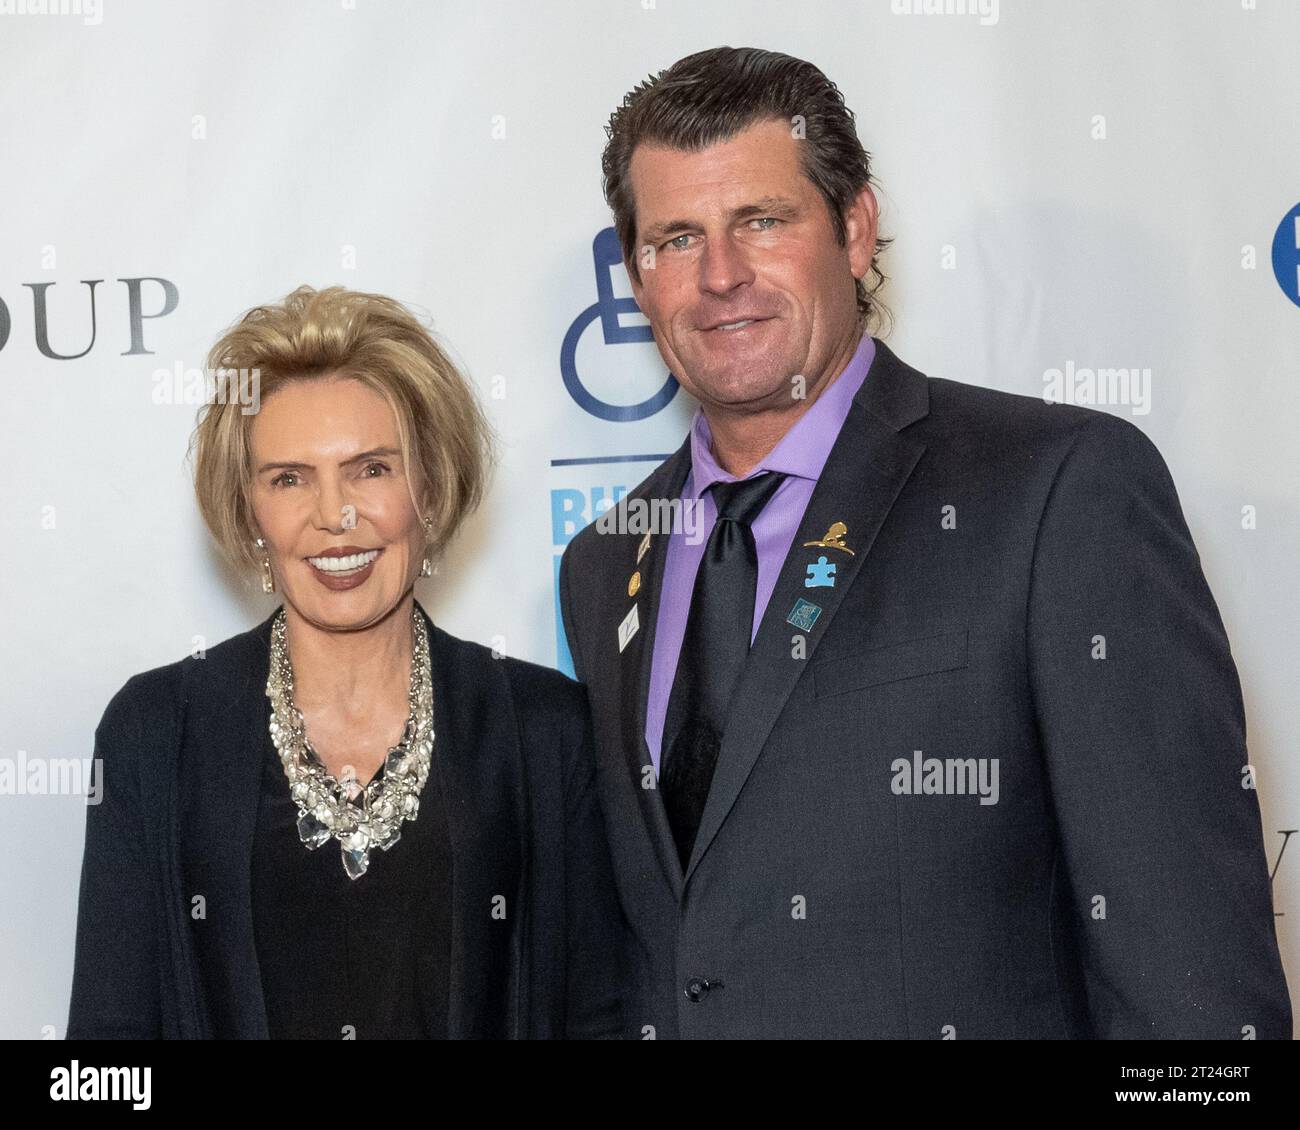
[804,555,836,588]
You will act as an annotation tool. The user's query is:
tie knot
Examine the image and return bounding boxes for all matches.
[709,471,786,526]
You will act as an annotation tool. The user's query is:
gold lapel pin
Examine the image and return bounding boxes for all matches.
[628,570,642,597]
[802,521,855,555]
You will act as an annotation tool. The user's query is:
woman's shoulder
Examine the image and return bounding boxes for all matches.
[428,619,587,723]
[97,659,186,739]
[91,656,190,788]
[97,612,276,746]
[497,652,587,724]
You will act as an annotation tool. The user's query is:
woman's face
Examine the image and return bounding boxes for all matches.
[248,375,427,632]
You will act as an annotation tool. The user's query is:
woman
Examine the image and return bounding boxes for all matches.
[67,285,627,1038]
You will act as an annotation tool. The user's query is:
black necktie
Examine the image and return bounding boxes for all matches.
[660,471,786,870]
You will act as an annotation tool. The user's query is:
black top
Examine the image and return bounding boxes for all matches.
[250,735,453,1039]
[68,602,629,1039]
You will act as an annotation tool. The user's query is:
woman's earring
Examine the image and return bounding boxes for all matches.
[255,537,276,594]
[420,516,434,577]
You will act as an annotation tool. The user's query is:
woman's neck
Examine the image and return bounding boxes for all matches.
[281,592,416,712]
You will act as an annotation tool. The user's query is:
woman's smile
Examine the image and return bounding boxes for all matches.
[305,546,384,590]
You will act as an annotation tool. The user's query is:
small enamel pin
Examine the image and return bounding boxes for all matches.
[636,531,652,563]
[804,555,836,588]
[786,598,823,632]
[618,604,640,652]
[628,571,642,597]
[802,521,855,555]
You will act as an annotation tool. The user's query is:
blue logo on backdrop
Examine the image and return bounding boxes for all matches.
[1271,203,1300,308]
[560,228,679,420]
[551,229,682,675]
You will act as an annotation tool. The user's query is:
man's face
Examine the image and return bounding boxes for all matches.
[627,116,877,414]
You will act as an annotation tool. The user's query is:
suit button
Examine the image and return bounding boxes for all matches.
[684,977,721,1002]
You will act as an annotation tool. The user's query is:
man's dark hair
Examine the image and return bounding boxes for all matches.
[602,46,892,332]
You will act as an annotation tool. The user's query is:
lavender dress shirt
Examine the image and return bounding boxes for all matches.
[644,331,877,772]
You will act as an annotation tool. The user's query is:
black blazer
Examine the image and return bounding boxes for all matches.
[67,602,627,1038]
[560,338,1292,1039]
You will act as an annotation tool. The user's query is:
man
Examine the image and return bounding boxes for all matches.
[559,46,1291,1039]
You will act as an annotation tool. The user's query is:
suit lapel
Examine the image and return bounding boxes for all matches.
[612,440,692,895]
[684,340,930,881]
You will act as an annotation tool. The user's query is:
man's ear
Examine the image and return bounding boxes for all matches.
[844,184,879,281]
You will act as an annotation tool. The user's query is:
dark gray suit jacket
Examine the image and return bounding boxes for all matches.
[559,338,1291,1039]
[67,602,627,1039]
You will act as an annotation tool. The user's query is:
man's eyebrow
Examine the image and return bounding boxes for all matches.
[640,196,802,245]
[256,447,402,474]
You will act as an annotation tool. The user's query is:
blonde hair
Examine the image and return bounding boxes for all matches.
[190,285,492,575]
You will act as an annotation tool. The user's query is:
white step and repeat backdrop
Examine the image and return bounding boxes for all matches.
[1,0,1296,1038]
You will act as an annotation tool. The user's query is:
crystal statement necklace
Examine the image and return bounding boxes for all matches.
[265,606,434,880]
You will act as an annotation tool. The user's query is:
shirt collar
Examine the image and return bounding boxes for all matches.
[686,329,876,497]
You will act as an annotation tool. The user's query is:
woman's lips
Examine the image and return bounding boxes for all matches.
[306,548,383,591]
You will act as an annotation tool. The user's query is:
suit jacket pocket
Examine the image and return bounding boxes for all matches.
[813,629,969,698]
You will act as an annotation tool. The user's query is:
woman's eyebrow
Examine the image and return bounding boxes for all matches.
[256,447,401,474]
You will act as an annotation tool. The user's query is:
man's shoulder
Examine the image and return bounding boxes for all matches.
[920,372,1165,472]
[926,372,1111,436]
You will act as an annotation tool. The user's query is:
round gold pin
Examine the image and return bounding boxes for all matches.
[628,571,641,597]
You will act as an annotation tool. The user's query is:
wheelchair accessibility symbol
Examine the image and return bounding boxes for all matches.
[1272,202,1300,309]
[561,228,680,421]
